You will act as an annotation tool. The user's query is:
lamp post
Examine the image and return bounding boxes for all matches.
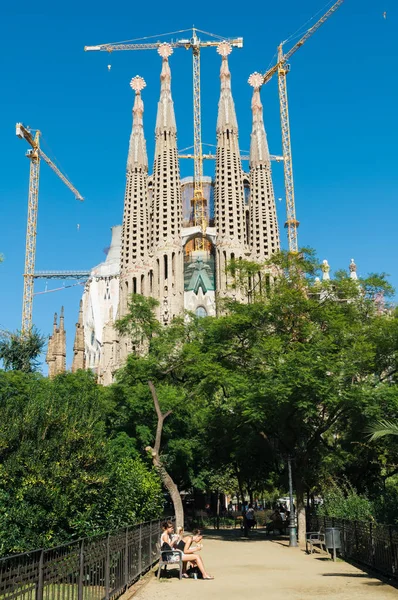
[288,456,298,547]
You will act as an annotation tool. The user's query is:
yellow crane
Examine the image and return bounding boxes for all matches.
[16,123,84,334]
[262,0,344,253]
[85,28,243,239]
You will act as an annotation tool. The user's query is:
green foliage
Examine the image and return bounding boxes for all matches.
[368,420,398,441]
[110,252,398,528]
[317,480,374,521]
[0,370,163,555]
[115,294,161,349]
[0,328,45,372]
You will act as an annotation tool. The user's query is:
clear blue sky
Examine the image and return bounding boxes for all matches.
[0,0,396,370]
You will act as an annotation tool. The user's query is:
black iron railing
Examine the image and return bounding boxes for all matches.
[309,515,398,579]
[0,518,171,600]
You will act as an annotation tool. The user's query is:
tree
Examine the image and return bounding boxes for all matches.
[169,250,396,542]
[145,381,184,528]
[0,370,163,554]
[0,328,45,372]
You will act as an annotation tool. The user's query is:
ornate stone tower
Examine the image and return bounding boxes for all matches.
[214,42,247,299]
[248,73,280,262]
[46,307,66,378]
[151,44,184,323]
[119,76,150,318]
[72,300,85,372]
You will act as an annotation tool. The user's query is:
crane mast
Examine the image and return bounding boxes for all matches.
[262,0,344,253]
[16,123,83,334]
[192,32,206,246]
[277,45,299,254]
[22,131,40,335]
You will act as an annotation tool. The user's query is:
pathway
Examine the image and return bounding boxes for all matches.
[132,529,398,600]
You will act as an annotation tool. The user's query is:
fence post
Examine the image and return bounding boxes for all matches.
[124,528,129,588]
[389,525,397,575]
[355,521,359,555]
[138,525,142,576]
[342,520,346,557]
[105,533,110,600]
[370,522,375,567]
[78,540,84,600]
[36,549,44,600]
[149,520,153,565]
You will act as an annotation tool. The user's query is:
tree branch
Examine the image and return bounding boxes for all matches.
[148,380,172,456]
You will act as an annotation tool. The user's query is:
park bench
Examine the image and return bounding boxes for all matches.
[157,545,183,580]
[266,519,288,535]
[306,531,327,555]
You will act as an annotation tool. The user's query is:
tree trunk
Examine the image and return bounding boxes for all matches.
[296,478,306,546]
[145,381,184,528]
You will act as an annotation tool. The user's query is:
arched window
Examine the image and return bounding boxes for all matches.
[195,306,207,318]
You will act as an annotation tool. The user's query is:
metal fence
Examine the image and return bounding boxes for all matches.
[0,518,170,600]
[309,515,398,579]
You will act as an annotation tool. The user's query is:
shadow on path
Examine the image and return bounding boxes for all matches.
[202,527,289,544]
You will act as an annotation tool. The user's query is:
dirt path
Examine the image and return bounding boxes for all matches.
[133,529,398,600]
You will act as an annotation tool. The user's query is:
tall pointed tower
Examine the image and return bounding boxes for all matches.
[119,76,150,317]
[72,300,85,372]
[214,42,247,299]
[46,308,66,378]
[248,72,280,262]
[152,43,184,323]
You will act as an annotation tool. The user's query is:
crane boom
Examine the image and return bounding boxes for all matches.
[16,123,84,333]
[261,0,343,252]
[39,150,83,201]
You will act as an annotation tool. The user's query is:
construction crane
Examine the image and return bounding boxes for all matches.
[262,0,344,253]
[85,28,243,241]
[16,123,84,334]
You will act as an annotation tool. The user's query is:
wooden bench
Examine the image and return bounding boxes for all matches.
[157,546,183,580]
[306,531,327,554]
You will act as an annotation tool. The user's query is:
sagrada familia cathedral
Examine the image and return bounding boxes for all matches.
[45,42,358,384]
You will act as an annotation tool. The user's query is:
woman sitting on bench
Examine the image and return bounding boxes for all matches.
[160,521,214,580]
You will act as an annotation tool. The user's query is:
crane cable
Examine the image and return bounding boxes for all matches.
[34,282,85,296]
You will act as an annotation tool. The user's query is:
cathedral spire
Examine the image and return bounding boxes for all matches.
[249,73,270,167]
[119,75,151,323]
[214,42,246,298]
[247,73,279,261]
[72,299,85,373]
[155,43,177,135]
[127,76,147,170]
[151,43,184,324]
[216,42,238,133]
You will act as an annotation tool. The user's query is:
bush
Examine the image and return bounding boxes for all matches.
[317,480,374,522]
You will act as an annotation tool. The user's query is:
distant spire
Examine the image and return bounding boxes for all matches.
[155,43,177,135]
[53,312,58,332]
[248,73,270,167]
[349,258,358,280]
[321,259,331,281]
[72,299,85,373]
[59,306,65,331]
[216,42,238,133]
[127,76,147,170]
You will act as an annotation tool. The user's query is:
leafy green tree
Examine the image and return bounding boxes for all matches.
[0,328,45,372]
[0,370,162,554]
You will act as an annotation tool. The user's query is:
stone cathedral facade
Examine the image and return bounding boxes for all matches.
[47,42,280,383]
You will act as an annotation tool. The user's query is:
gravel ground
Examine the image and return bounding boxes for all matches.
[131,529,398,600]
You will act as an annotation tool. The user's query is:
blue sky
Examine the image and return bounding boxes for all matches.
[0,0,396,370]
